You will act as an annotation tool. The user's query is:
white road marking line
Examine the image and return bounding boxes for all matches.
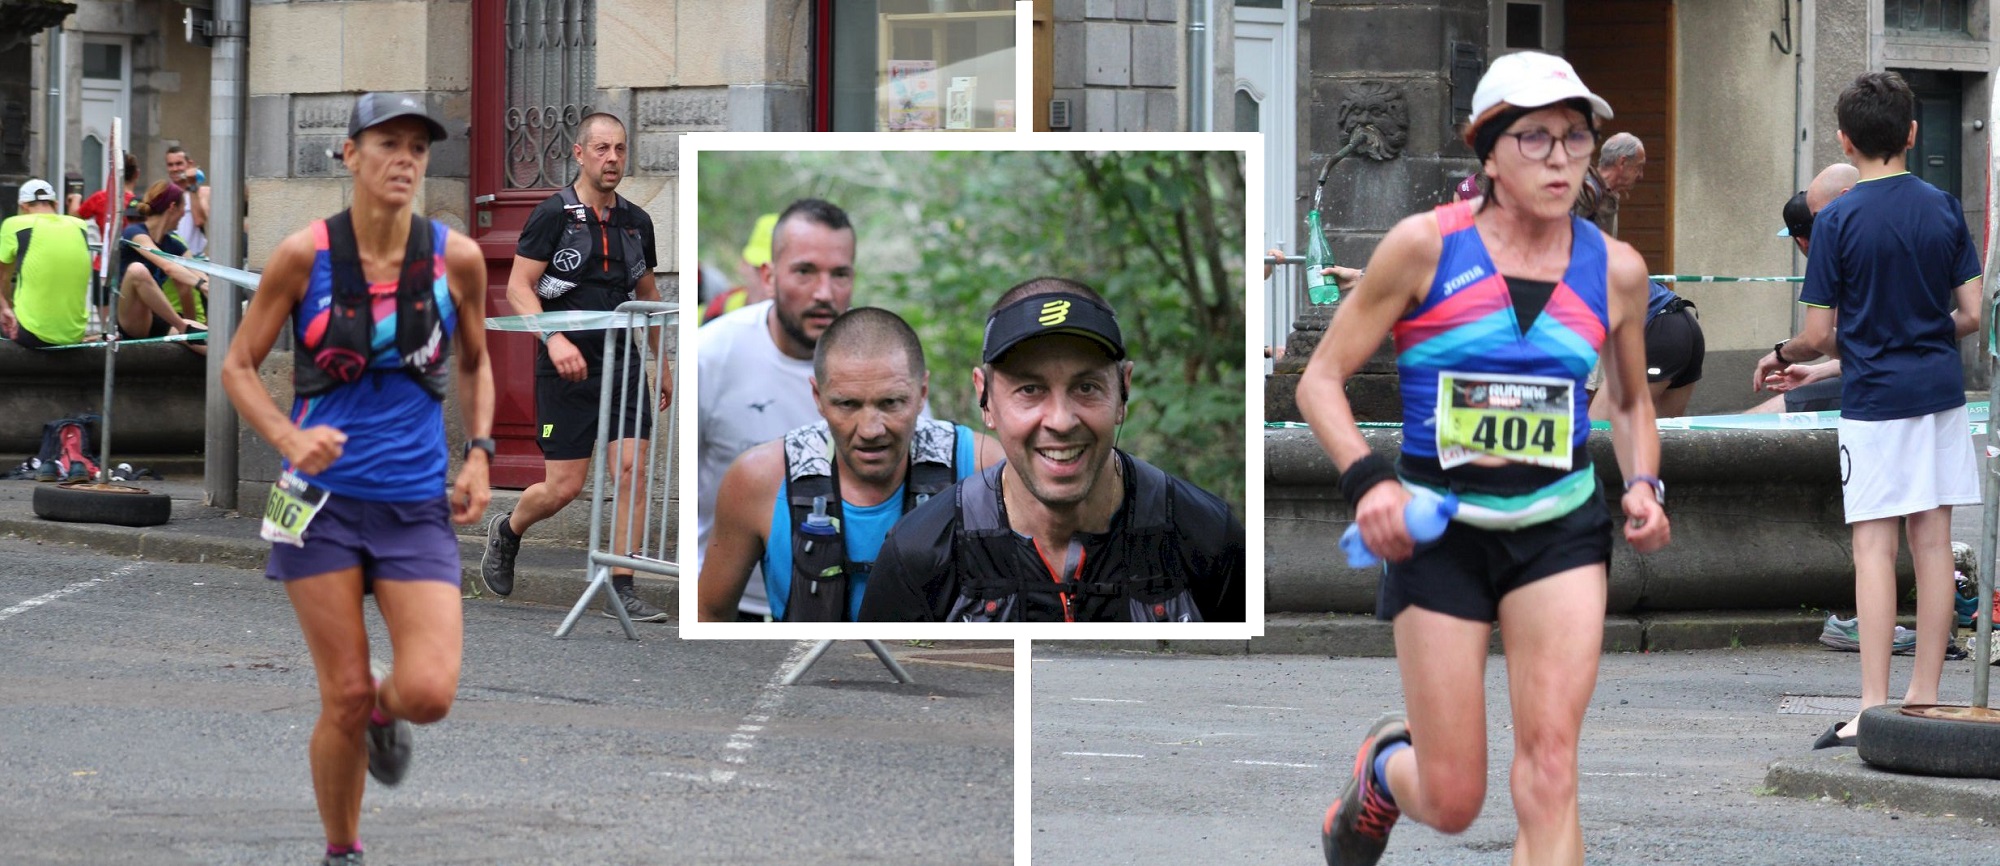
[1071,697,1144,703]
[1234,760,1322,769]
[709,640,820,775]
[0,563,139,623]
[1223,705,1303,711]
[1582,772,1670,778]
[1061,751,1145,759]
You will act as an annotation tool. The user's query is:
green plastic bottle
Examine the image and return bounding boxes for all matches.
[1305,208,1339,305]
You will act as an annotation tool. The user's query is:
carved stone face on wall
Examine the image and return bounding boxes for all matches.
[1336,83,1410,161]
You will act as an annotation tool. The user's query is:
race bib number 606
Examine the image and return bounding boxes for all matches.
[1435,371,1574,470]
[260,470,331,548]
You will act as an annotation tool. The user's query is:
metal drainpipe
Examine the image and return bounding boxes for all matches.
[45,27,64,189]
[203,0,246,510]
[1187,0,1209,131]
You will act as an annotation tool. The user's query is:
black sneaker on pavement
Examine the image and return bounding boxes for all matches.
[1322,713,1409,866]
[364,660,412,786]
[603,585,671,623]
[34,461,58,483]
[480,512,519,597]
[321,852,364,866]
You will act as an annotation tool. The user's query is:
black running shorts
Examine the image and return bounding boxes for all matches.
[534,367,654,461]
[1375,493,1613,623]
[1643,305,1703,389]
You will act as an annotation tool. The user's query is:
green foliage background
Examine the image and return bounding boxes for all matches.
[697,149,1247,516]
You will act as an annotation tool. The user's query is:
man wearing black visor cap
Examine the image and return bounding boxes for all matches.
[858,276,1245,623]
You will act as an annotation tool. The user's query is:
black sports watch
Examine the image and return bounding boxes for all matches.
[1772,339,1793,365]
[463,438,496,460]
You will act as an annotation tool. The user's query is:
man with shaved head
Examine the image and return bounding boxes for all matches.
[697,307,997,622]
[1753,162,1861,413]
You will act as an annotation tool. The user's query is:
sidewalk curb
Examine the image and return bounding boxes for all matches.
[1765,752,2000,824]
[0,515,678,616]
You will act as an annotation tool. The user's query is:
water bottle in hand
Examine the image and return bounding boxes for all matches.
[1341,489,1459,568]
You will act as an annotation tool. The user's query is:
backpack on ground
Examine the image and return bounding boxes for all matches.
[33,415,101,482]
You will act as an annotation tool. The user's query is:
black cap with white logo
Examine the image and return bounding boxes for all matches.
[347,92,449,142]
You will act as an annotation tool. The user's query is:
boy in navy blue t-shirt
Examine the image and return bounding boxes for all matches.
[1754,71,1984,750]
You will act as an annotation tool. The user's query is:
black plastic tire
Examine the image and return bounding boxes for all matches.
[32,482,172,527]
[1857,704,2000,778]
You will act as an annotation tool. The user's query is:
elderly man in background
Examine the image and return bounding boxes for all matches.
[1574,131,1645,236]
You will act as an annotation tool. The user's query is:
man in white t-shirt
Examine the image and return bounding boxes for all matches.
[697,199,856,619]
[165,146,209,258]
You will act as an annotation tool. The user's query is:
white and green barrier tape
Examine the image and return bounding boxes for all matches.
[126,242,264,292]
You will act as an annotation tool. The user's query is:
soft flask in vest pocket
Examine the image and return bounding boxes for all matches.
[787,495,852,622]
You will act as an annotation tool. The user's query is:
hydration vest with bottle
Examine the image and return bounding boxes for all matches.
[782,418,958,622]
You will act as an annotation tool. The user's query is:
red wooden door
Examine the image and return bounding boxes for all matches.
[470,0,596,488]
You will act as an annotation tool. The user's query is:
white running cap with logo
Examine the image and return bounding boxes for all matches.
[17,179,56,205]
[1470,52,1613,125]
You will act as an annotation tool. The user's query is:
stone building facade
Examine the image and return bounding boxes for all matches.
[1076,1,2000,419]
[23,1,214,214]
[239,0,812,491]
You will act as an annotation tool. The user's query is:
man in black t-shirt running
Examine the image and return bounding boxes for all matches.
[481,112,672,622]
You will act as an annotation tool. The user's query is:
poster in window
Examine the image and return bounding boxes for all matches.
[995,99,1015,131]
[887,60,939,131]
[946,76,977,130]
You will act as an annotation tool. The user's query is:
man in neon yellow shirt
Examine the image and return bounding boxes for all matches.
[0,180,93,349]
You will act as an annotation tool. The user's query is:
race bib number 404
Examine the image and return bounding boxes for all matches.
[1435,371,1574,470]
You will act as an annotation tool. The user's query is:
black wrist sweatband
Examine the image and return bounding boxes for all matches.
[1338,453,1399,506]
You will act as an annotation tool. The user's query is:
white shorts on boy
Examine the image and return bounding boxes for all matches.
[1838,405,1981,523]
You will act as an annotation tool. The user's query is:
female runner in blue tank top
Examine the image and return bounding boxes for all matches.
[1298,53,1671,866]
[220,94,494,866]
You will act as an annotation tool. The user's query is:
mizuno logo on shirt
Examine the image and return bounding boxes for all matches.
[1443,266,1486,296]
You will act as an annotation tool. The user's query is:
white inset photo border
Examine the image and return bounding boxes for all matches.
[677,131,1266,641]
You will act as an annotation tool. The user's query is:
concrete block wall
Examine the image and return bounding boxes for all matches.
[1266,426,1911,615]
[1051,0,1181,131]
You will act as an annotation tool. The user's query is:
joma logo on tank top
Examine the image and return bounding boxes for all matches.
[1442,265,1487,295]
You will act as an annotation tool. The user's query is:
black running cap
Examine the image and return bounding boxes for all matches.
[982,292,1126,364]
[348,92,448,142]
[1777,189,1812,239]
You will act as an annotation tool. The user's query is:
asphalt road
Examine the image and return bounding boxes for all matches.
[1032,645,2000,865]
[0,539,1012,866]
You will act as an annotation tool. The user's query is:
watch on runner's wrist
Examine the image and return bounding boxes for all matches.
[1625,474,1665,505]
[463,438,496,461]
[1772,339,1792,366]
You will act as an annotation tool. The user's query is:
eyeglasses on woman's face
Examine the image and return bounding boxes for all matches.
[1499,127,1597,161]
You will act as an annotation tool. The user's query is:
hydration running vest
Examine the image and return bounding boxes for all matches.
[533,186,650,299]
[944,455,1204,623]
[295,211,451,401]
[783,418,958,622]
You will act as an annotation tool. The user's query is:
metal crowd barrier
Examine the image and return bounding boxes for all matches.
[554,300,680,640]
